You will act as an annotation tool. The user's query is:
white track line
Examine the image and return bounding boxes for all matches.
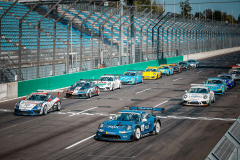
[173,77,183,82]
[65,135,95,149]
[136,88,151,94]
[153,100,168,108]
[156,116,236,121]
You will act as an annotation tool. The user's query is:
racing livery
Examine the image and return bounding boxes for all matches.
[120,70,143,84]
[96,74,122,91]
[169,63,182,73]
[218,73,235,88]
[178,61,190,70]
[182,84,215,106]
[14,91,62,116]
[142,67,162,80]
[66,80,100,98]
[204,78,227,94]
[159,65,173,75]
[187,59,199,68]
[231,70,240,81]
[94,107,164,141]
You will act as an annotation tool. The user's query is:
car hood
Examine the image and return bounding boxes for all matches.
[102,120,135,130]
[120,76,134,81]
[205,84,222,89]
[188,93,207,98]
[73,87,88,93]
[142,72,157,76]
[19,100,43,109]
[97,81,111,86]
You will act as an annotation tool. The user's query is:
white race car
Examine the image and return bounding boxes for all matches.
[182,84,215,106]
[96,74,122,91]
[14,90,63,116]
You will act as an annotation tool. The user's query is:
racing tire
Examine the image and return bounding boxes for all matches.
[134,79,137,85]
[112,85,115,91]
[141,78,143,83]
[208,100,211,106]
[97,90,100,96]
[134,127,141,141]
[212,96,215,103]
[43,105,48,115]
[118,83,122,89]
[88,92,92,98]
[57,102,61,111]
[153,121,161,135]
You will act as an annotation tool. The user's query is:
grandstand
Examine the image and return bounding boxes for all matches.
[0,0,239,83]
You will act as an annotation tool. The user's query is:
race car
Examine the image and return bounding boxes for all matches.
[94,107,164,141]
[218,73,235,88]
[204,78,227,94]
[231,70,240,81]
[187,59,199,68]
[159,65,174,75]
[178,61,190,70]
[120,70,143,84]
[169,63,182,73]
[142,67,162,80]
[96,74,122,91]
[182,84,215,106]
[66,80,100,98]
[14,90,62,116]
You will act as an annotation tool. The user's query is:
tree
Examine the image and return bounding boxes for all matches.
[203,9,213,20]
[213,10,222,21]
[179,0,192,16]
[134,0,163,13]
[237,14,240,24]
[194,12,204,19]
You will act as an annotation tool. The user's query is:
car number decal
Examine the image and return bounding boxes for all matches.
[141,124,144,131]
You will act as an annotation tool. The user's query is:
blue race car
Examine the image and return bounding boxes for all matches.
[204,78,227,94]
[218,73,235,88]
[159,65,174,75]
[66,80,100,98]
[120,70,143,84]
[94,107,165,141]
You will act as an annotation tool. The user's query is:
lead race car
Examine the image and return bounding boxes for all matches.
[94,107,165,141]
[96,74,122,91]
[14,90,63,116]
[187,59,199,68]
[182,84,215,106]
[66,80,100,98]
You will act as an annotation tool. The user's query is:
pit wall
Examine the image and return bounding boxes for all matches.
[17,56,183,97]
[0,82,18,101]
[183,46,240,61]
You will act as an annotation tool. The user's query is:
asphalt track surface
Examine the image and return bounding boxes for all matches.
[0,52,240,160]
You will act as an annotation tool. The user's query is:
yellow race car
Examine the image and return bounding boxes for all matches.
[142,67,162,80]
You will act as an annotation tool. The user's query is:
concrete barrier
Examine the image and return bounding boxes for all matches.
[183,46,240,61]
[0,82,18,101]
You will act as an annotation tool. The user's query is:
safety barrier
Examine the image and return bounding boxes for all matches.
[18,56,183,97]
[206,116,240,160]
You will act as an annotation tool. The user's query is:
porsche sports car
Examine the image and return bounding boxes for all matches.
[94,107,165,141]
[120,70,143,84]
[96,74,122,91]
[187,59,199,68]
[178,61,190,70]
[231,70,240,81]
[169,63,182,73]
[14,90,62,116]
[142,67,162,80]
[182,84,215,106]
[218,73,235,88]
[66,80,100,98]
[204,78,227,94]
[159,65,174,75]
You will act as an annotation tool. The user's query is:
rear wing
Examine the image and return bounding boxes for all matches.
[37,90,65,98]
[127,70,144,74]
[229,65,240,68]
[103,74,122,76]
[129,106,165,115]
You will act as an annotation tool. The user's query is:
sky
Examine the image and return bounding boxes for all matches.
[155,0,240,19]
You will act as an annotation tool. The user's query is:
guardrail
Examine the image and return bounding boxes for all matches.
[206,116,240,160]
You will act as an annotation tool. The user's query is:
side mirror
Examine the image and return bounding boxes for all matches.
[109,116,112,120]
[23,97,25,100]
[48,98,52,101]
[142,118,147,123]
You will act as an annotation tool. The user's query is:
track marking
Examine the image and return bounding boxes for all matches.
[153,100,168,108]
[0,109,13,112]
[156,116,236,121]
[197,70,203,73]
[136,88,151,94]
[65,135,95,149]
[173,77,183,82]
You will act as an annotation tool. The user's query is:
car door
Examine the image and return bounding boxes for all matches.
[140,112,152,134]
[47,94,55,110]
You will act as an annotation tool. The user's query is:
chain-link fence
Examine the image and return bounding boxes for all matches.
[1,0,240,83]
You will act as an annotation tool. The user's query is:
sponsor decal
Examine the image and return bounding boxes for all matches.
[141,124,144,131]
[106,132,115,135]
[107,125,120,129]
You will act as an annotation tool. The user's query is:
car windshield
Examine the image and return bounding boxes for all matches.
[123,72,136,76]
[112,113,140,122]
[188,60,196,63]
[74,82,90,87]
[26,94,48,101]
[100,77,113,81]
[189,88,208,93]
[218,76,231,79]
[160,66,169,69]
[207,80,222,84]
[232,71,240,74]
[145,68,157,72]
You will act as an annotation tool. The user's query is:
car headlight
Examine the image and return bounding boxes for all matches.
[36,103,42,110]
[131,77,134,80]
[183,95,188,99]
[220,86,223,89]
[203,95,208,99]
[99,123,104,128]
[126,125,132,131]
[15,101,21,109]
